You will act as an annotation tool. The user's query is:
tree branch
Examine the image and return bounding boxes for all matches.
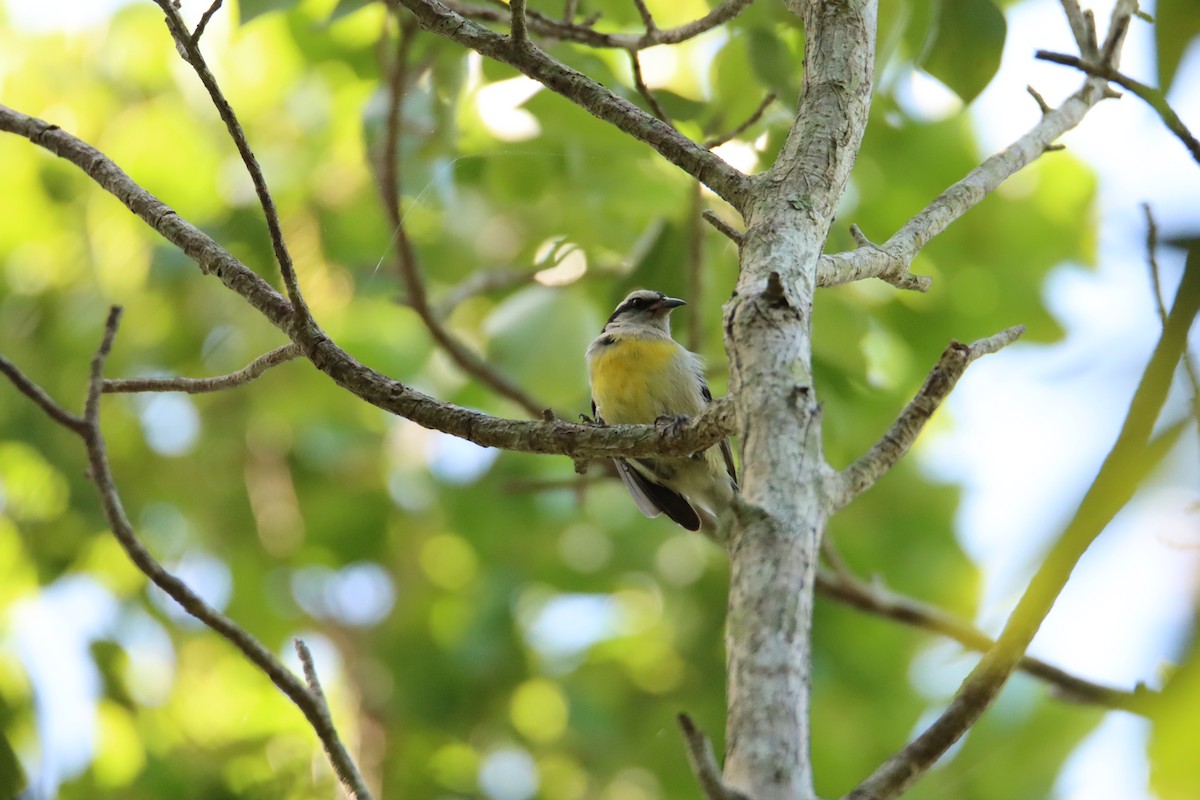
[294,638,371,799]
[1143,205,1200,429]
[831,326,1025,511]
[677,713,750,800]
[3,308,375,798]
[0,103,733,461]
[817,77,1111,291]
[704,92,777,149]
[814,567,1156,714]
[102,344,301,394]
[389,0,752,211]
[0,355,86,433]
[444,0,756,51]
[190,0,225,46]
[151,0,311,322]
[846,252,1200,800]
[376,17,546,417]
[1035,51,1200,165]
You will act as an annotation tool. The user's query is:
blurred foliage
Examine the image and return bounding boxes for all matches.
[0,0,1190,799]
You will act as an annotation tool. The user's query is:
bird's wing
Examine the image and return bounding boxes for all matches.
[699,379,738,486]
[615,459,701,532]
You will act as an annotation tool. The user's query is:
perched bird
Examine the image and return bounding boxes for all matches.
[586,289,737,532]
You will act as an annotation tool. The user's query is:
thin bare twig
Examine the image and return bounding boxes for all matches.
[702,210,744,245]
[190,0,225,46]
[1035,51,1200,165]
[677,713,750,800]
[1143,205,1200,431]
[443,0,756,51]
[704,93,777,149]
[832,326,1025,511]
[629,50,670,123]
[846,256,1200,800]
[814,568,1155,714]
[60,309,374,799]
[151,0,310,323]
[631,0,657,31]
[103,343,300,394]
[377,16,546,417]
[509,0,529,47]
[0,355,86,432]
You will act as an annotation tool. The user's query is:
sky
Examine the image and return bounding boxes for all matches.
[2,0,1199,798]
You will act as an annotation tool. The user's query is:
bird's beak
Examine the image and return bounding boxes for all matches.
[655,297,687,312]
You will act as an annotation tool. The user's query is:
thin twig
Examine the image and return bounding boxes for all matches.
[702,210,744,245]
[0,355,86,432]
[1143,205,1200,431]
[66,309,375,799]
[103,343,300,394]
[677,713,750,800]
[846,256,1200,800]
[629,50,670,123]
[1026,85,1052,116]
[1035,51,1200,165]
[377,16,546,417]
[815,568,1155,714]
[631,0,657,32]
[832,326,1025,510]
[704,93,776,149]
[443,0,756,51]
[1057,0,1097,58]
[190,0,225,46]
[687,184,705,352]
[509,0,529,47]
[151,0,310,323]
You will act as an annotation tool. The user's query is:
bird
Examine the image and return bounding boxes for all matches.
[586,289,737,532]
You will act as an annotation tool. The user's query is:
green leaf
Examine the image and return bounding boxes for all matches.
[238,0,299,24]
[748,28,798,98]
[920,0,1007,103]
[1155,0,1200,93]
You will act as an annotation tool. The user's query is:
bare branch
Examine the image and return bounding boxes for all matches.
[846,256,1200,800]
[1143,205,1200,430]
[377,18,546,417]
[832,326,1025,511]
[190,0,225,46]
[704,93,776,149]
[65,309,377,799]
[631,0,657,32]
[1026,85,1052,115]
[0,104,735,462]
[103,344,301,394]
[444,0,756,51]
[0,355,86,432]
[629,50,671,123]
[151,0,310,322]
[509,0,529,47]
[1057,0,1097,58]
[390,0,752,211]
[294,639,372,800]
[1035,51,1200,165]
[818,75,1112,292]
[435,267,543,317]
[702,210,744,245]
[677,713,751,800]
[815,568,1156,714]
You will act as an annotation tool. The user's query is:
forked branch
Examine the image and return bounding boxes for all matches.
[1,309,373,800]
[831,326,1025,511]
[846,254,1200,800]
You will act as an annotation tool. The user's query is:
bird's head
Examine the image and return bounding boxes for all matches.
[604,289,687,334]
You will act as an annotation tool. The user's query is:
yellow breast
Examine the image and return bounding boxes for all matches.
[588,336,697,424]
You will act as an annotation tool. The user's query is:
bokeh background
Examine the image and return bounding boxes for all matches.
[0,0,1197,798]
